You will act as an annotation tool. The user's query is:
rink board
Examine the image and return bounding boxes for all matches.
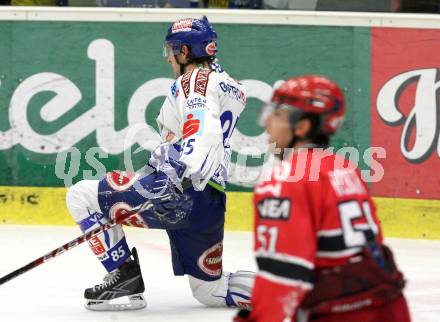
[0,186,439,239]
[0,9,439,198]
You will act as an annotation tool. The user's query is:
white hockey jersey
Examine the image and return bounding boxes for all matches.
[151,65,246,191]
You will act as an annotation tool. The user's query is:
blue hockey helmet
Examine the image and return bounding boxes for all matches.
[164,16,218,59]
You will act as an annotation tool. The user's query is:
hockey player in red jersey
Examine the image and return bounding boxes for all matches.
[234,75,411,322]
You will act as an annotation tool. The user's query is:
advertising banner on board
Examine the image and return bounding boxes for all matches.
[0,22,371,190]
[371,27,440,200]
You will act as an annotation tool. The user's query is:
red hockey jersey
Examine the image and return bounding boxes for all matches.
[250,148,383,322]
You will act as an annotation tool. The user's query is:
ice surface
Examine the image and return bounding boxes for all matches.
[0,226,439,322]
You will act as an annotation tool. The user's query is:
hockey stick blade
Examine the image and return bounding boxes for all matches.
[0,201,153,286]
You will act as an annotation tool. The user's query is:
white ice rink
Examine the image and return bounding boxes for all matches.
[1,226,439,322]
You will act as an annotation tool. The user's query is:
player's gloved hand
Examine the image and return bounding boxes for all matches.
[233,309,254,322]
[151,179,192,215]
[150,182,193,228]
[149,159,189,195]
[147,160,193,228]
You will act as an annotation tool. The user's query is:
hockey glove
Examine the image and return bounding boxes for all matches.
[149,159,188,196]
[148,160,193,229]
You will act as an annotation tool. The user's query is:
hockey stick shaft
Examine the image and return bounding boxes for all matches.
[0,201,153,286]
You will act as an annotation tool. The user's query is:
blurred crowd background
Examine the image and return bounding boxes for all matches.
[0,0,439,13]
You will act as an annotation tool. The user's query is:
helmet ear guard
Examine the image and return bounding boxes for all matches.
[204,41,218,57]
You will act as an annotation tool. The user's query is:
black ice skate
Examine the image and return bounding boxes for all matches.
[84,247,146,311]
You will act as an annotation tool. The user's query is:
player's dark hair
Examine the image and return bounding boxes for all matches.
[192,55,216,65]
[179,44,215,74]
[301,113,330,147]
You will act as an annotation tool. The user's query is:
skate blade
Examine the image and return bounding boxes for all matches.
[85,293,147,311]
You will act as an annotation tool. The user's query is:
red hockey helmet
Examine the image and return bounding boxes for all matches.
[268,75,345,135]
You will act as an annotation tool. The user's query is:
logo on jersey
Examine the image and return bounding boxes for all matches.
[109,202,149,228]
[219,81,246,103]
[210,62,224,73]
[183,109,205,139]
[106,171,140,192]
[257,198,291,220]
[195,69,211,96]
[89,236,106,255]
[171,81,179,98]
[205,42,217,56]
[328,169,366,197]
[198,242,223,277]
[185,97,207,110]
[97,253,110,261]
[181,70,193,98]
[171,19,193,33]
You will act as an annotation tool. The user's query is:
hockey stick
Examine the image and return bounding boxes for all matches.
[0,200,154,286]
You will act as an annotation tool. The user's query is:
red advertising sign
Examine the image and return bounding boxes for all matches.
[371,27,440,199]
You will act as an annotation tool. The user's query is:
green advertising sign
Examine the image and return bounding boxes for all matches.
[0,21,371,190]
